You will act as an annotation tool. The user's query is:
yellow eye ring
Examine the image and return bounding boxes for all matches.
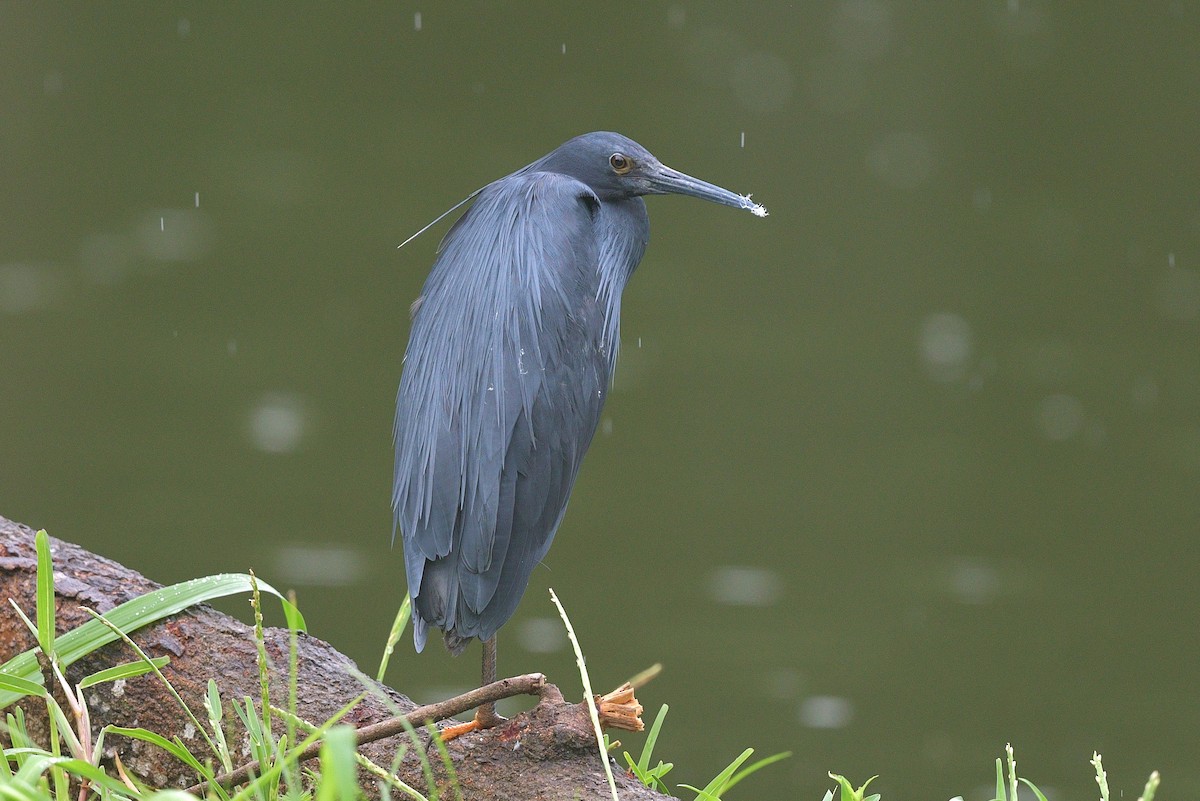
[609,153,632,174]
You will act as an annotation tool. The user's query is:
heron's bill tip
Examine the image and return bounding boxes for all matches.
[740,194,769,218]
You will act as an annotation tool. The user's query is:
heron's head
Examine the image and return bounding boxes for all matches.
[532,131,767,216]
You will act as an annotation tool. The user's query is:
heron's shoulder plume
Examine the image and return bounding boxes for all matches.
[396,185,486,251]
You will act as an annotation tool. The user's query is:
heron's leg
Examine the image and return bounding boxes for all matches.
[474,636,505,728]
[437,636,506,741]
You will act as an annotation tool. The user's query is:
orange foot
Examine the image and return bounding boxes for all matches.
[438,705,506,742]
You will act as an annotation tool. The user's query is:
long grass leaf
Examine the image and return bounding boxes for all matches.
[35,531,55,658]
[426,722,459,796]
[7,708,33,768]
[8,601,38,644]
[0,674,47,697]
[376,595,411,682]
[549,587,619,801]
[716,750,791,795]
[638,704,668,773]
[105,726,210,778]
[686,748,753,797]
[0,573,305,707]
[395,716,438,801]
[11,755,134,797]
[45,697,84,761]
[1020,778,1051,801]
[315,726,358,801]
[77,657,170,689]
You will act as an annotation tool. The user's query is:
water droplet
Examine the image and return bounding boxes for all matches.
[947,559,1000,604]
[708,566,782,607]
[516,617,566,653]
[247,392,309,453]
[798,695,853,729]
[274,544,365,586]
[1037,394,1084,441]
[919,312,972,382]
[0,262,64,314]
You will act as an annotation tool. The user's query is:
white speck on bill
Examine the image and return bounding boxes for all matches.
[740,194,768,217]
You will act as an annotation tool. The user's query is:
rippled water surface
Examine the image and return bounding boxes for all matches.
[2,5,1198,798]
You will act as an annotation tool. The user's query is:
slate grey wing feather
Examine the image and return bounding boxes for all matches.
[393,171,612,653]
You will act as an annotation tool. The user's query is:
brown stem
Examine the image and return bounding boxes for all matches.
[184,672,551,794]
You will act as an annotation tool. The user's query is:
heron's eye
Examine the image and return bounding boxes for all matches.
[609,153,633,174]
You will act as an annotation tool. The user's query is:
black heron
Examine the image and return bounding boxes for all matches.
[393,131,765,734]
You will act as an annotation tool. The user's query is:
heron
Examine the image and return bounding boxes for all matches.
[393,131,766,735]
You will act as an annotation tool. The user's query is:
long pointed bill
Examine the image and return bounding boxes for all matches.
[646,165,768,218]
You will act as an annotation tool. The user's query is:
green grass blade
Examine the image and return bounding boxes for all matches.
[11,755,134,798]
[50,758,136,797]
[425,722,459,796]
[89,726,107,771]
[204,680,234,774]
[0,732,11,780]
[13,754,55,784]
[1091,752,1110,801]
[0,674,47,698]
[1139,771,1161,801]
[376,595,411,682]
[826,773,877,801]
[1006,743,1019,801]
[549,587,618,801]
[677,788,719,801]
[35,531,55,658]
[249,573,273,740]
[717,750,792,795]
[105,726,211,777]
[206,680,224,725]
[7,600,38,643]
[77,657,171,689]
[315,726,358,801]
[45,697,84,761]
[0,573,305,708]
[697,748,753,796]
[394,716,437,801]
[994,757,1005,801]
[638,704,668,773]
[280,594,306,634]
[7,708,33,763]
[1020,778,1050,801]
[233,697,269,765]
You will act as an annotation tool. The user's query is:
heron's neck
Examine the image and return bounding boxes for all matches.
[596,198,649,379]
